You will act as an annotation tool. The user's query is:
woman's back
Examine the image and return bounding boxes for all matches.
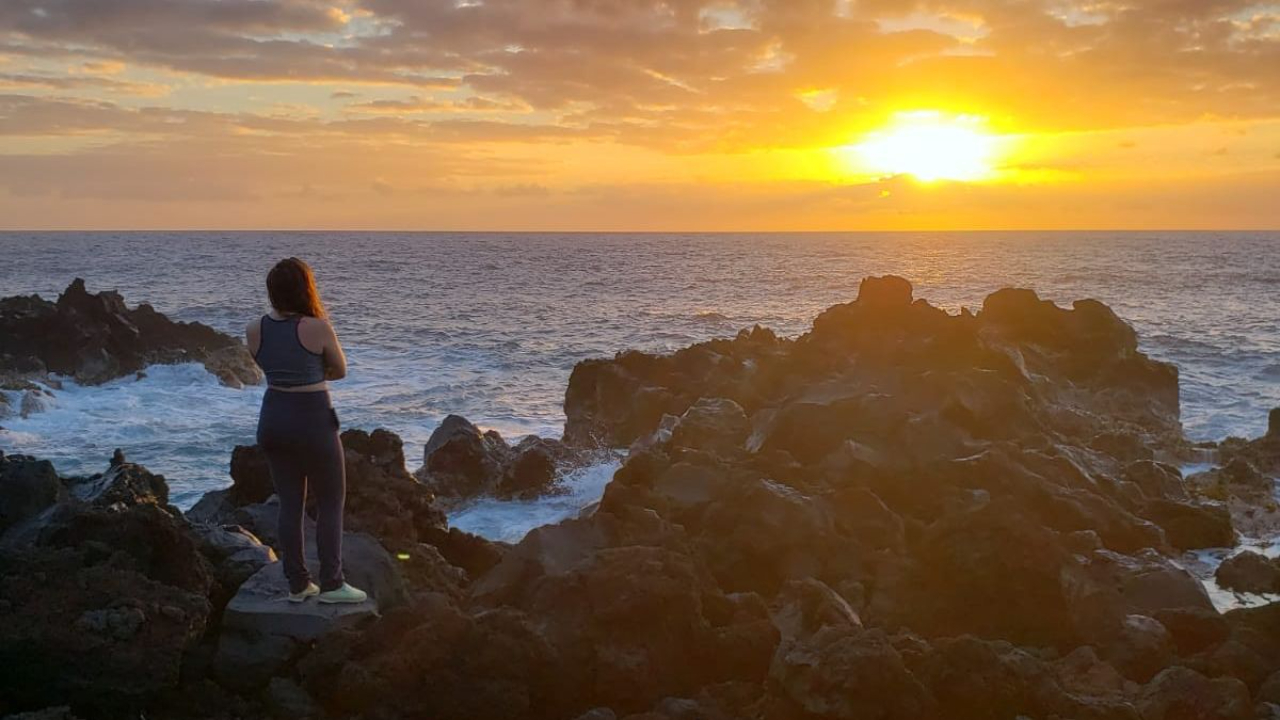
[253,313,327,388]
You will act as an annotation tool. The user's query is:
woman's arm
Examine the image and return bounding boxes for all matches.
[322,319,347,380]
[245,319,261,357]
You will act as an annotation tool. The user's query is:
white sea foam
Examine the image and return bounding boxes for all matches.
[1176,463,1280,611]
[0,364,263,505]
[0,359,618,543]
[1186,543,1280,613]
[447,458,622,543]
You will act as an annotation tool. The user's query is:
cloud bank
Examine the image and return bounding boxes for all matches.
[0,0,1277,228]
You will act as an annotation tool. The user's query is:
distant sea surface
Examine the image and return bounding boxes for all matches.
[1,232,1278,537]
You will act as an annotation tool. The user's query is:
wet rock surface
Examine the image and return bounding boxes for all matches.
[1217,552,1280,595]
[6,277,1280,720]
[0,451,63,534]
[415,413,589,507]
[0,279,261,390]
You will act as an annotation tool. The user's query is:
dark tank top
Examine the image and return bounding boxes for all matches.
[254,315,326,387]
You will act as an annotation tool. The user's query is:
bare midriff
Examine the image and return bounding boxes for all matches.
[269,380,329,393]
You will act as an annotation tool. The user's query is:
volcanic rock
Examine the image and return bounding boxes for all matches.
[0,279,261,388]
[0,452,63,534]
[417,415,577,505]
[214,531,403,690]
[1142,498,1235,550]
[0,457,213,717]
[1138,666,1252,720]
[1216,551,1280,595]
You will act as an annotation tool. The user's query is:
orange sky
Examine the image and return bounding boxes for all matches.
[1,0,1278,230]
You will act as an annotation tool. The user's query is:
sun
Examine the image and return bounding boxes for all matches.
[844,111,1000,182]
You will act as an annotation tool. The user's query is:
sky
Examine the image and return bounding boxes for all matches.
[0,0,1278,231]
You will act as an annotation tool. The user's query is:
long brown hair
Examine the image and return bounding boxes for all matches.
[266,257,327,319]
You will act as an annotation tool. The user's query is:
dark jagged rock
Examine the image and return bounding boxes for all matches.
[65,460,170,508]
[338,428,448,550]
[886,497,1084,647]
[909,636,1139,720]
[190,524,276,595]
[415,414,583,505]
[0,544,212,717]
[227,445,273,505]
[1260,670,1280,705]
[566,279,1180,456]
[0,452,63,534]
[1,708,85,720]
[501,437,559,497]
[667,398,751,456]
[186,446,274,525]
[300,594,567,720]
[419,414,510,495]
[1221,414,1280,476]
[1216,551,1280,595]
[1,456,217,596]
[0,456,214,718]
[1138,666,1252,720]
[1141,498,1235,550]
[774,626,936,719]
[214,531,396,691]
[0,279,261,388]
[525,545,776,714]
[1063,548,1216,665]
[1154,606,1231,656]
[1185,448,1280,544]
[1106,614,1176,682]
[420,525,507,580]
[768,579,935,720]
[1124,460,1188,500]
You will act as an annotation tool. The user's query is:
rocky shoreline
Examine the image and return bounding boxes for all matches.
[0,279,261,420]
[3,276,1280,720]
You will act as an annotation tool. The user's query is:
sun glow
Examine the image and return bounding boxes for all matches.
[846,111,1001,182]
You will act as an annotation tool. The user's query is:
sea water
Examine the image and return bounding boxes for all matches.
[2,232,1279,542]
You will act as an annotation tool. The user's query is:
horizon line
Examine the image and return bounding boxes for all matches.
[2,227,1278,234]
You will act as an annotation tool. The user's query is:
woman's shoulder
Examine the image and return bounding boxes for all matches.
[296,315,335,349]
[297,315,333,331]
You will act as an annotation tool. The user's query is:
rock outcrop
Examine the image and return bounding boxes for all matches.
[0,455,215,718]
[6,277,1278,720]
[0,428,477,719]
[414,414,583,507]
[291,278,1259,720]
[214,530,397,691]
[0,278,261,390]
[0,451,63,534]
[1216,552,1280,595]
[1185,456,1280,543]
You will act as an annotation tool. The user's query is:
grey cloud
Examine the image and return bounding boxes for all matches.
[0,0,1277,148]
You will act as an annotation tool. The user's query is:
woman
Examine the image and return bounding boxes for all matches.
[246,257,366,604]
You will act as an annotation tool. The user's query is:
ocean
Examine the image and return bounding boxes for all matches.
[2,231,1278,541]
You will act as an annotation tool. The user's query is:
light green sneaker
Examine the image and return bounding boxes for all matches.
[288,582,320,603]
[318,582,368,604]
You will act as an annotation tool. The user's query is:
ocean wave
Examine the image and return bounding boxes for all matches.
[448,458,621,543]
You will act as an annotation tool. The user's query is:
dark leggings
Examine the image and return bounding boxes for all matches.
[256,388,346,593]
